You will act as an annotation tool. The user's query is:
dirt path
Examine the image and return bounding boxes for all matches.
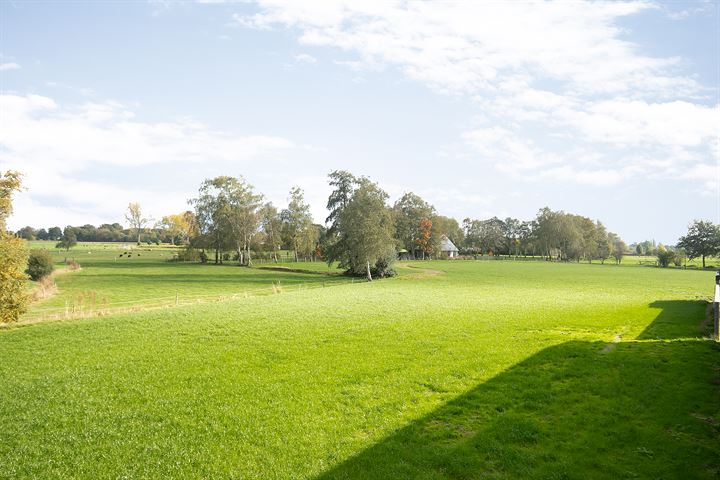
[396,263,445,279]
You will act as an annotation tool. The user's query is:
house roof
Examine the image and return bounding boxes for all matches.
[439,235,459,252]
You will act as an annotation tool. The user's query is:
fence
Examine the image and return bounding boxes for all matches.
[20,277,360,325]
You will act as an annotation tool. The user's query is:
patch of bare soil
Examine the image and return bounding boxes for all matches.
[600,334,622,354]
[396,263,445,279]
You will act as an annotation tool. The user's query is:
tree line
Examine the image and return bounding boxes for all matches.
[11,170,720,275]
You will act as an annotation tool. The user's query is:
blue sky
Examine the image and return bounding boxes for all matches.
[1,0,718,244]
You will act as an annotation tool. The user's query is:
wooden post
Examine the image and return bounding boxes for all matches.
[714,284,719,341]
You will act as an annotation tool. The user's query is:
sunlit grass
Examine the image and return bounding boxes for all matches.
[1,259,717,478]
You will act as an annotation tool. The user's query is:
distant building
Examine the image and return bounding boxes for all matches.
[439,235,459,258]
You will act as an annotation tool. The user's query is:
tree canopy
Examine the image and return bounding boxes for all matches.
[677,220,720,268]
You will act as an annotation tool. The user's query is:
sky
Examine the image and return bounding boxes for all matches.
[0,0,718,244]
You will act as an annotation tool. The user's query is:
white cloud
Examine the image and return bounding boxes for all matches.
[293,53,317,64]
[234,0,719,192]
[0,94,300,229]
[0,62,21,71]
[233,1,699,97]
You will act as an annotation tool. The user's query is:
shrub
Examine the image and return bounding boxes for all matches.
[673,250,686,267]
[656,247,675,268]
[66,259,81,271]
[30,275,57,302]
[172,247,200,262]
[27,249,54,281]
[373,245,397,278]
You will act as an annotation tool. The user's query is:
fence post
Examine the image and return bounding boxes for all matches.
[714,273,719,341]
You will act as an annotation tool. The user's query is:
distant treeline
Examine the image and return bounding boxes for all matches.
[15,224,172,244]
[16,171,720,271]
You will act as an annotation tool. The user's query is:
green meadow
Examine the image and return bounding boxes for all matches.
[23,241,345,321]
[1,252,718,478]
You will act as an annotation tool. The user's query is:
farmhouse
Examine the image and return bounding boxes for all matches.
[439,235,459,258]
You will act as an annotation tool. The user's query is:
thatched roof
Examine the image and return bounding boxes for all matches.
[439,235,458,252]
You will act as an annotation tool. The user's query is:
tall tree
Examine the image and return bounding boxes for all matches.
[47,226,62,241]
[677,220,720,268]
[326,170,358,229]
[125,202,150,244]
[0,171,28,323]
[281,187,313,262]
[55,226,77,251]
[190,177,236,264]
[393,192,435,258]
[325,171,362,266]
[336,179,395,280]
[595,221,611,264]
[259,202,283,262]
[160,212,195,245]
[415,218,433,259]
[501,217,521,258]
[609,233,626,264]
[224,177,263,266]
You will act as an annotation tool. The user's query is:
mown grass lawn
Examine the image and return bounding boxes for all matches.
[1,261,718,479]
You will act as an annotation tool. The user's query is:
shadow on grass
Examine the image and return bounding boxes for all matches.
[318,304,720,479]
[637,300,709,340]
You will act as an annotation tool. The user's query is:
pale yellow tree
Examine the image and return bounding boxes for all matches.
[0,171,28,323]
[125,202,150,244]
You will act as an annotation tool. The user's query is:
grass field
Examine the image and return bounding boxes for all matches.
[1,257,718,478]
[23,241,345,321]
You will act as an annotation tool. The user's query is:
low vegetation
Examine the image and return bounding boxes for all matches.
[26,249,54,281]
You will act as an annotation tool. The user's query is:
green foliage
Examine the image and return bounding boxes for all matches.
[677,220,720,268]
[55,227,77,251]
[26,249,54,280]
[47,226,62,241]
[336,179,396,279]
[393,192,436,257]
[172,246,201,262]
[281,187,314,262]
[190,176,263,265]
[656,245,675,268]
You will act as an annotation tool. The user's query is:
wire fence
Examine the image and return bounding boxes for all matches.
[20,277,361,324]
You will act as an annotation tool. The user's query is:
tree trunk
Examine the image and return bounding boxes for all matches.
[702,255,706,268]
[215,248,219,265]
[366,261,372,281]
[246,244,252,267]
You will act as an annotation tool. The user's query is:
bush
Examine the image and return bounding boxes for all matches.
[656,248,675,268]
[372,245,397,278]
[172,247,200,262]
[66,259,81,271]
[27,249,54,280]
